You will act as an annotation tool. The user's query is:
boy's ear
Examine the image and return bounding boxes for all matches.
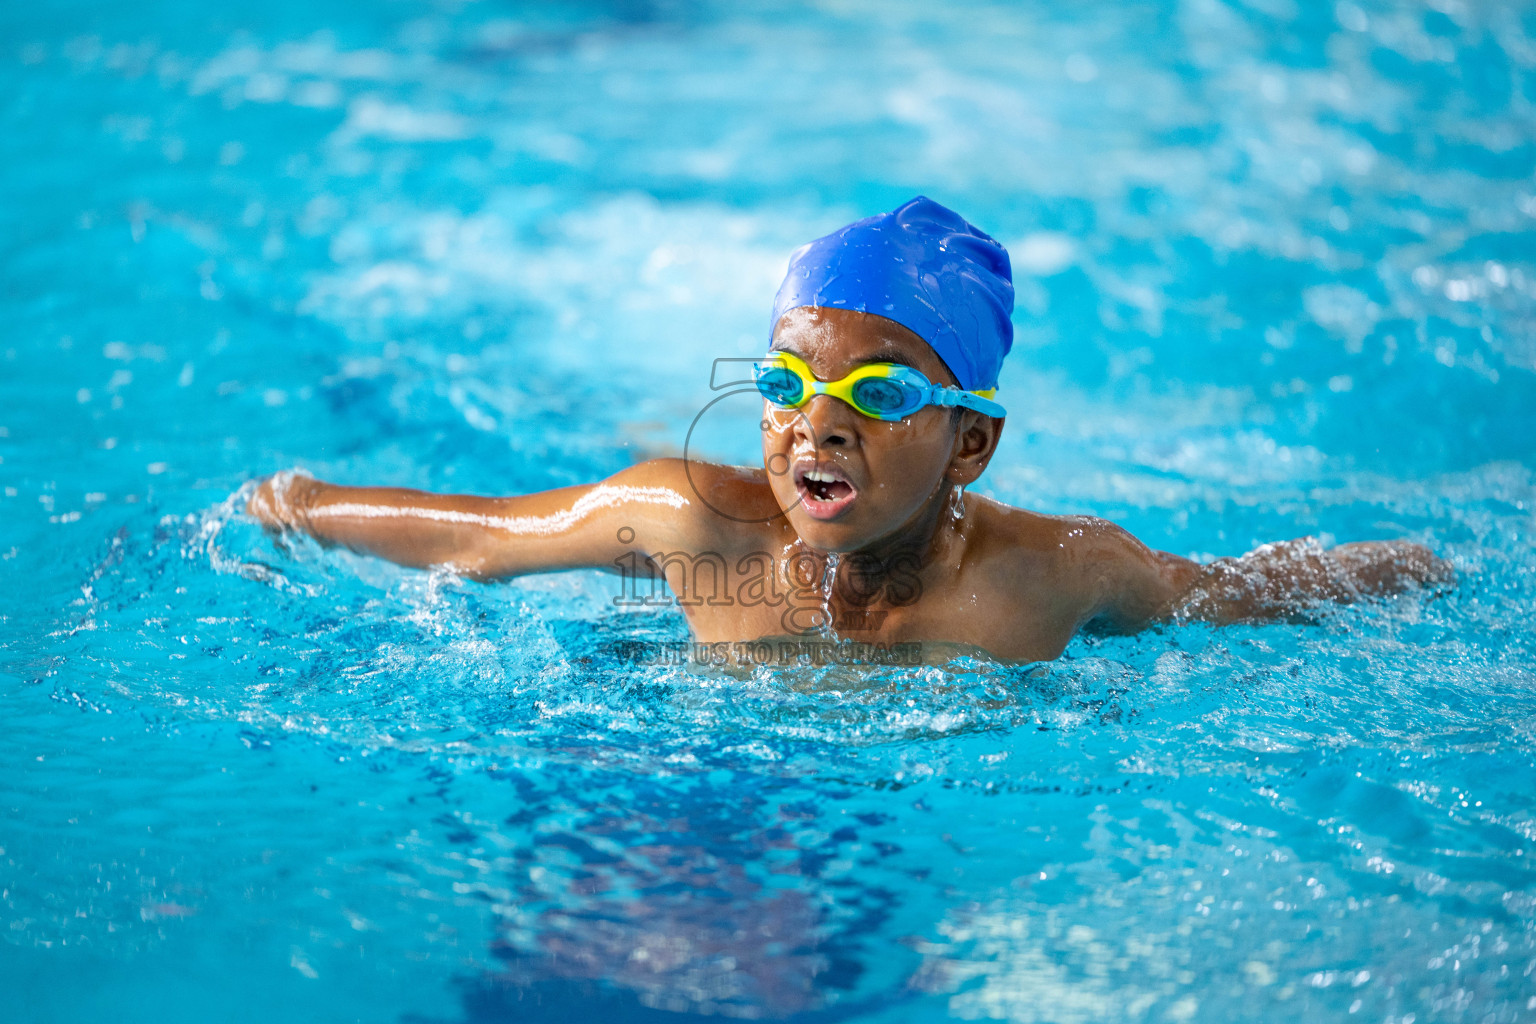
[946,411,1004,487]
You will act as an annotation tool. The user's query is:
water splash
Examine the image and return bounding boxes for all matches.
[819,550,841,639]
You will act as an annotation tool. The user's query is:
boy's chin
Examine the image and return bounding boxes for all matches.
[783,508,876,554]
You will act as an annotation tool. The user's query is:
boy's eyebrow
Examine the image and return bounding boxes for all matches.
[864,347,918,368]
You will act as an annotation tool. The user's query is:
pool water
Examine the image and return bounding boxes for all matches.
[4,0,1536,1020]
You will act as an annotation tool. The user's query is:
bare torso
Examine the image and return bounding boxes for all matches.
[621,464,1157,663]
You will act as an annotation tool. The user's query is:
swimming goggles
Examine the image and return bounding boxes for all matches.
[753,350,1006,422]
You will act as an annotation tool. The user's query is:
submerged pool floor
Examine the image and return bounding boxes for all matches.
[3,1,1536,1021]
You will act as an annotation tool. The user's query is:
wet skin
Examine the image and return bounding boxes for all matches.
[248,307,1453,663]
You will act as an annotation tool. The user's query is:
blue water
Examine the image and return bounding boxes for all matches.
[3,0,1536,1020]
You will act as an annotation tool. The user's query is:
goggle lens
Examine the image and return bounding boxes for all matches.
[850,376,920,418]
[755,366,805,407]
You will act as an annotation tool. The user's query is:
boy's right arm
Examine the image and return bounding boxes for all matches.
[246,459,714,581]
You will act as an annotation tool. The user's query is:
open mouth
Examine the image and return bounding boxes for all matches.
[794,462,858,520]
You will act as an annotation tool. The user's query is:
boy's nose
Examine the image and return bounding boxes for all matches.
[795,393,855,448]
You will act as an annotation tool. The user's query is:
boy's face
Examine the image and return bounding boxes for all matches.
[762,307,970,554]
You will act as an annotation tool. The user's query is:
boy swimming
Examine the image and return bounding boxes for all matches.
[247,197,1450,663]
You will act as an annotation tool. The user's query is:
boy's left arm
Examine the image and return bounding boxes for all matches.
[1087,525,1455,630]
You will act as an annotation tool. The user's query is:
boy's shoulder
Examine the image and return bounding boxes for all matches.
[930,499,1148,656]
[966,497,1149,594]
[970,496,1135,555]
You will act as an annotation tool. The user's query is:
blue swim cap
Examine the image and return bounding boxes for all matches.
[770,196,1014,392]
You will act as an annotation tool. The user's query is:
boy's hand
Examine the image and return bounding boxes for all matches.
[1329,539,1456,595]
[246,471,318,532]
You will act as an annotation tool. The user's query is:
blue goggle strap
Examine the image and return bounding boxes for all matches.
[927,386,1008,419]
